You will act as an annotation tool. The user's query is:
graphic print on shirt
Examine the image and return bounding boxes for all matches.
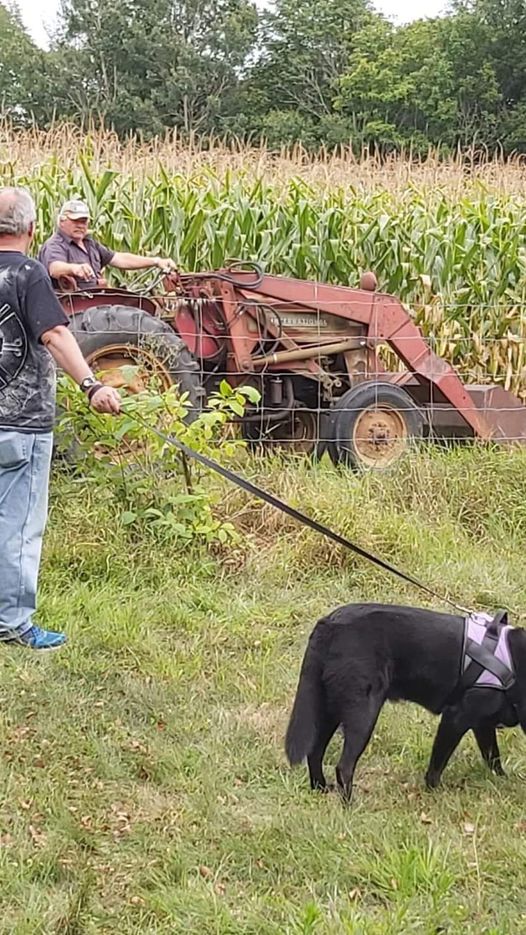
[0,301,28,390]
[0,258,65,432]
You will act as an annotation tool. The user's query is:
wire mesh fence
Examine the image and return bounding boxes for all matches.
[59,277,526,469]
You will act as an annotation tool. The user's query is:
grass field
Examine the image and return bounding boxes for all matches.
[1,445,526,934]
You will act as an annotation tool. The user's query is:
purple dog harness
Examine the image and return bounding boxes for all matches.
[454,610,516,700]
[463,612,514,690]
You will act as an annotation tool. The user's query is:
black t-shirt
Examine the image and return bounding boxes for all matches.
[0,251,70,433]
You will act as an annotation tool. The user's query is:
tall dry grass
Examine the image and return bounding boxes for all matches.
[3,121,526,193]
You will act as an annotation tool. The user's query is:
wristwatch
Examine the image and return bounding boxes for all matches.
[80,375,98,393]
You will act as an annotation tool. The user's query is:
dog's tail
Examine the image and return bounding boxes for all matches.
[285,620,328,765]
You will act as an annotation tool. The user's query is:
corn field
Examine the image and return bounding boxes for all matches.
[2,124,526,396]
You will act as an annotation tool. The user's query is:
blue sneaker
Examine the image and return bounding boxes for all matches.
[14,625,67,652]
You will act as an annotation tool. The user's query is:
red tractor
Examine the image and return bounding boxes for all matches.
[57,264,526,470]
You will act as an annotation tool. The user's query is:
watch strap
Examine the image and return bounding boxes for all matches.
[87,381,104,401]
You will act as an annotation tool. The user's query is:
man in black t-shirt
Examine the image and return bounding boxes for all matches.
[0,187,121,652]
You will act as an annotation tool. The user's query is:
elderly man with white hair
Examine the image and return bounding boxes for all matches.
[0,187,121,651]
[38,197,176,290]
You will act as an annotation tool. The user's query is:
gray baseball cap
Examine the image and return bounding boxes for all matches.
[59,198,90,219]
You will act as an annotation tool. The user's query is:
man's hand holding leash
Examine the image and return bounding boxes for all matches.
[87,383,121,414]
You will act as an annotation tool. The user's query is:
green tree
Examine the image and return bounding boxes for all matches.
[4,0,526,154]
[235,0,374,146]
[461,0,526,104]
[0,2,51,123]
[52,0,258,135]
[336,11,501,152]
[461,0,526,150]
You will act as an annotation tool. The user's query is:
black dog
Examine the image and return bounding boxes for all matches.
[285,603,526,801]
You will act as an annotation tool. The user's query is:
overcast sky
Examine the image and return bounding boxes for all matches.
[18,0,448,48]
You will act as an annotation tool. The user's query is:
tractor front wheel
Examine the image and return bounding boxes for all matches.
[328,382,425,471]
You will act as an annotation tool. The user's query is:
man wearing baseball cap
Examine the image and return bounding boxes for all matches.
[38,198,177,290]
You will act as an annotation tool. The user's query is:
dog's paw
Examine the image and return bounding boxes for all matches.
[311,782,335,794]
[424,771,441,790]
[492,764,506,778]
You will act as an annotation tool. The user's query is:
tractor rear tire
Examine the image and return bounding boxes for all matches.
[328,381,425,471]
[69,305,203,415]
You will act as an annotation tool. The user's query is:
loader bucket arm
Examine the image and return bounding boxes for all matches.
[210,271,492,440]
[370,294,491,439]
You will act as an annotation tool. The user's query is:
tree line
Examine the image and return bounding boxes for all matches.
[2,0,526,154]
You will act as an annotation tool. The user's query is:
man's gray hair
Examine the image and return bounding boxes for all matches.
[0,187,37,237]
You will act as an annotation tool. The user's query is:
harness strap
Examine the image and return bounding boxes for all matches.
[446,611,515,705]
[458,635,497,695]
[487,609,508,634]
[464,638,515,690]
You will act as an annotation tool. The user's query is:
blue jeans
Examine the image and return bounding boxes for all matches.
[0,431,53,638]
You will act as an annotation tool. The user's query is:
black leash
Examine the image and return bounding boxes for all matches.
[127,411,470,614]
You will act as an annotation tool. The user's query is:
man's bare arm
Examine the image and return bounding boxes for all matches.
[41,325,121,414]
[49,260,95,280]
[109,252,176,271]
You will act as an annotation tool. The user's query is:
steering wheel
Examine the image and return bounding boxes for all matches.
[127,265,177,294]
[57,274,80,293]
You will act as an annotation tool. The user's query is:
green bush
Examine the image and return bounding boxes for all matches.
[56,374,260,547]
